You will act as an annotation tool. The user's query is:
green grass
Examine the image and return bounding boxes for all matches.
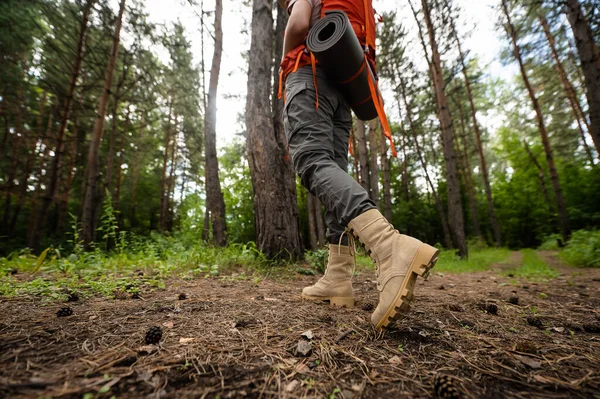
[435,247,513,273]
[560,230,600,268]
[503,249,559,281]
[0,236,285,300]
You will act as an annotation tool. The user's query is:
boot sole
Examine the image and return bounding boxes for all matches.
[375,244,440,331]
[301,294,355,308]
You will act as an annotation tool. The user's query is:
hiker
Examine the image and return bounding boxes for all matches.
[278,0,440,331]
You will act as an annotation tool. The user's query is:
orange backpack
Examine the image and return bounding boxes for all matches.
[278,0,396,157]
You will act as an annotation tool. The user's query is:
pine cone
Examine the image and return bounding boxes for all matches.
[178,293,187,300]
[527,316,543,329]
[145,326,163,345]
[131,292,141,300]
[56,307,73,317]
[113,290,129,300]
[434,374,460,399]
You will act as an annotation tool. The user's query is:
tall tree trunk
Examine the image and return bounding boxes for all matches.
[379,121,393,221]
[105,57,127,198]
[114,109,129,227]
[245,0,302,259]
[29,0,94,250]
[446,3,501,245]
[56,121,79,236]
[455,98,482,239]
[28,108,55,240]
[306,192,318,250]
[400,77,453,249]
[8,89,45,237]
[81,0,126,247]
[524,141,554,213]
[3,62,28,231]
[129,115,144,228]
[400,129,410,202]
[351,125,359,181]
[565,0,600,156]
[204,0,227,246]
[166,117,178,230]
[368,120,380,206]
[314,197,326,247]
[421,0,467,257]
[355,120,370,192]
[502,0,570,242]
[159,95,173,231]
[539,12,595,165]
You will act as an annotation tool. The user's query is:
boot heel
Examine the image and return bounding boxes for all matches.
[413,244,440,280]
[330,297,354,308]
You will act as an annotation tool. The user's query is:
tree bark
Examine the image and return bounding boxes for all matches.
[421,0,467,257]
[8,90,45,237]
[314,197,326,247]
[166,117,179,230]
[2,62,27,232]
[379,121,393,221]
[367,120,380,206]
[400,77,453,249]
[105,56,128,198]
[400,128,410,203]
[351,126,359,181]
[114,109,129,227]
[565,0,600,156]
[204,0,227,246]
[455,97,481,239]
[355,120,370,192]
[129,115,144,228]
[306,192,318,250]
[159,95,173,231]
[245,0,302,259]
[524,141,554,213]
[81,0,126,246]
[446,2,501,246]
[502,0,570,242]
[28,0,94,250]
[539,12,595,165]
[55,120,79,236]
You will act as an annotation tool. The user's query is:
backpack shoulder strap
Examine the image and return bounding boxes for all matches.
[363,0,376,50]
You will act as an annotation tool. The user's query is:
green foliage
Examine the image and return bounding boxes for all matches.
[435,247,513,273]
[0,233,280,300]
[561,230,600,268]
[538,234,562,250]
[305,247,328,273]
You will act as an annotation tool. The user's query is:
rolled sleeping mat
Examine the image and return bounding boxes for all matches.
[306,10,380,121]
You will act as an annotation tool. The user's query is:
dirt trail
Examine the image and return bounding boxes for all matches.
[1,253,599,398]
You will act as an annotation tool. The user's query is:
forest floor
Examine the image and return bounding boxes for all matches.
[1,251,599,399]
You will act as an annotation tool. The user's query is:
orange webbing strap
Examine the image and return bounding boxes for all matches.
[363,0,375,50]
[310,52,319,109]
[279,50,308,103]
[278,69,284,100]
[349,132,354,156]
[365,55,396,157]
[337,61,366,85]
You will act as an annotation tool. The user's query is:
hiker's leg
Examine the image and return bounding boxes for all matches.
[284,67,375,230]
[325,100,353,245]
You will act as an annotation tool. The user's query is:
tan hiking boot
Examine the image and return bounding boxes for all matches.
[347,209,439,331]
[301,244,355,308]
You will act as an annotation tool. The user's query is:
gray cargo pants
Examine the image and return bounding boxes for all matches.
[283,66,376,245]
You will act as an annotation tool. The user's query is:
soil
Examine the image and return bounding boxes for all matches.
[1,252,599,399]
